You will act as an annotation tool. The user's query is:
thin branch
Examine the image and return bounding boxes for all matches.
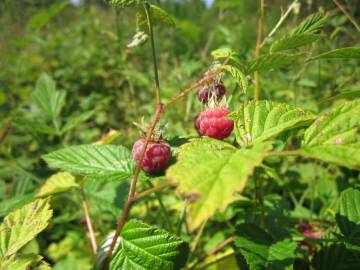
[196,250,235,270]
[104,105,163,268]
[145,180,173,232]
[254,0,265,100]
[144,3,161,104]
[80,188,98,254]
[136,181,172,201]
[189,236,235,270]
[261,0,299,47]
[332,0,360,32]
[163,72,218,110]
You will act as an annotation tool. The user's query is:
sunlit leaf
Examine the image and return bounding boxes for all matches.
[32,73,66,120]
[301,100,360,169]
[0,198,52,258]
[167,138,271,231]
[311,47,360,60]
[109,220,189,270]
[271,34,320,52]
[229,100,315,147]
[37,172,79,197]
[292,13,327,35]
[221,65,248,93]
[246,53,302,73]
[43,145,135,181]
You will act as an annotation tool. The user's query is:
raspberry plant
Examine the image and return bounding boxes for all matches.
[1,1,360,270]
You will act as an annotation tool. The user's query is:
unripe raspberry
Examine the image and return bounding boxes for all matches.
[132,139,171,174]
[195,107,233,140]
[197,81,226,104]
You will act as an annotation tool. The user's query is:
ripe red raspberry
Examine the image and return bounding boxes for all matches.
[132,139,171,174]
[195,107,234,140]
[197,81,226,104]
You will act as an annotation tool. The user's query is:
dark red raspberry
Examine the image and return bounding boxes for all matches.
[195,107,234,140]
[298,224,322,254]
[197,81,226,104]
[132,139,171,174]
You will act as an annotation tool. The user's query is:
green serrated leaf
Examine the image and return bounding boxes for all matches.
[14,118,57,135]
[266,239,297,270]
[0,254,51,270]
[0,194,35,217]
[37,172,80,198]
[292,13,327,35]
[137,4,175,29]
[336,188,360,250]
[61,110,94,134]
[42,145,135,181]
[312,244,360,270]
[212,47,236,59]
[229,100,315,147]
[0,198,53,258]
[246,53,302,73]
[271,34,320,52]
[234,224,296,270]
[109,219,189,270]
[84,178,129,217]
[321,90,360,103]
[311,47,360,60]
[167,138,271,231]
[32,73,66,120]
[0,254,37,270]
[301,100,360,169]
[220,65,248,93]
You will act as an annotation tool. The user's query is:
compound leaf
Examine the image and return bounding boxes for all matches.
[61,110,94,134]
[311,47,360,60]
[167,138,271,231]
[292,13,327,35]
[43,145,135,181]
[32,73,66,120]
[246,53,302,73]
[0,198,52,258]
[221,65,248,93]
[229,100,315,147]
[301,100,360,169]
[336,188,360,250]
[234,224,296,270]
[271,34,320,52]
[110,219,189,270]
[137,4,175,29]
[37,172,79,197]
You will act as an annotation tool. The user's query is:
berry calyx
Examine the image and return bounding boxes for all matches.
[195,107,233,140]
[197,81,226,104]
[132,139,171,174]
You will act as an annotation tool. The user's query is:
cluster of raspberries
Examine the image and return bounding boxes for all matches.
[132,80,234,174]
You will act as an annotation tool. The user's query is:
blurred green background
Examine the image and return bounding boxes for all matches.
[0,0,359,269]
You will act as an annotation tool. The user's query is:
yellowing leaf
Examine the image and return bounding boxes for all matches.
[0,198,53,258]
[301,100,360,169]
[166,138,271,231]
[37,172,79,197]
